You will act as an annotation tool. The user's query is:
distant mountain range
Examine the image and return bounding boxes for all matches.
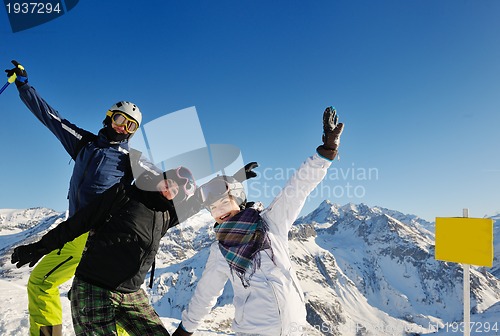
[0,203,499,335]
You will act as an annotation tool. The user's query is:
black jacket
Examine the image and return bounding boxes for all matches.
[39,182,200,293]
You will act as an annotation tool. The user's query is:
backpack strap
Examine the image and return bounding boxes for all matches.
[149,259,156,289]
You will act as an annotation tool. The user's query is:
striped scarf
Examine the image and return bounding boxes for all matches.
[214,208,272,287]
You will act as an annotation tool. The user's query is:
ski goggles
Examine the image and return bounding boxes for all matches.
[106,111,139,133]
[199,178,232,205]
[164,166,197,198]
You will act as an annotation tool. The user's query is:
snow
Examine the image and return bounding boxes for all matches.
[0,277,229,336]
[0,276,74,335]
[0,205,498,335]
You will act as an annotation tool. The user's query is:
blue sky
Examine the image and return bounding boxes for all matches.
[0,0,499,222]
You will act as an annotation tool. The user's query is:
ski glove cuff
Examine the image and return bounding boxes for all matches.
[172,323,193,336]
[4,60,28,88]
[11,241,50,268]
[316,106,344,160]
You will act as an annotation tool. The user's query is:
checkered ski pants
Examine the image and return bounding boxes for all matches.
[69,277,170,335]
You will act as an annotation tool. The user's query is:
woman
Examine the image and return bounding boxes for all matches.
[173,107,344,336]
[12,167,200,336]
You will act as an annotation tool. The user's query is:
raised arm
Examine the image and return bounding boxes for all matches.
[263,107,344,237]
[6,60,93,159]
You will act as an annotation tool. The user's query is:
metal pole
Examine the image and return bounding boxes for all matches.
[0,82,10,95]
[463,208,470,336]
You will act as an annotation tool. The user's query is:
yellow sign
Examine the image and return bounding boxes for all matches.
[435,217,494,267]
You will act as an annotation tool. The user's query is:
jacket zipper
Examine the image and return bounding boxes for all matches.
[43,256,74,281]
[75,146,98,211]
[261,270,283,335]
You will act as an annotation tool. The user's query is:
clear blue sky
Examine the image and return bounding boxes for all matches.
[1,0,499,222]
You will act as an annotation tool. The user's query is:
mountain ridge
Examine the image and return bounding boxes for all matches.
[0,203,498,335]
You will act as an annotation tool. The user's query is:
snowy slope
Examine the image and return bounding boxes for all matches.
[0,208,227,336]
[0,208,74,335]
[0,204,499,336]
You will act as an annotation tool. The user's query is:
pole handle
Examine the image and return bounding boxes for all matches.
[7,73,17,84]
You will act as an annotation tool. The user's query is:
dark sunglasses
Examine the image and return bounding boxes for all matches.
[164,166,196,198]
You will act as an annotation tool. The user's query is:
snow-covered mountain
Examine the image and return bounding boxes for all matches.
[491,213,500,278]
[295,202,500,335]
[0,203,499,336]
[0,208,66,274]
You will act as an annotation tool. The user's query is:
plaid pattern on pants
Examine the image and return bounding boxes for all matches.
[70,277,170,336]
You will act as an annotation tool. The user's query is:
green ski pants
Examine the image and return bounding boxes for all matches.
[27,233,88,336]
[27,232,132,336]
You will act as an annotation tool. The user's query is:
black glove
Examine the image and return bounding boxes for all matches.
[316,106,344,160]
[232,162,259,182]
[4,60,28,88]
[172,323,193,336]
[11,241,50,268]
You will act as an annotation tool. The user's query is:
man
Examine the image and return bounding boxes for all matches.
[12,167,201,335]
[173,107,344,336]
[6,60,154,336]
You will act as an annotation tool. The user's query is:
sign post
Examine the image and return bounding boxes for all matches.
[435,210,494,336]
[462,209,470,336]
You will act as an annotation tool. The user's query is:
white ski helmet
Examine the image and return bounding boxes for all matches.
[108,101,142,126]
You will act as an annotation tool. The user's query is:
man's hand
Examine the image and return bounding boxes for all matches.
[11,241,49,268]
[4,60,28,87]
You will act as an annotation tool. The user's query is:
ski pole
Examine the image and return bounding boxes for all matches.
[0,73,17,95]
